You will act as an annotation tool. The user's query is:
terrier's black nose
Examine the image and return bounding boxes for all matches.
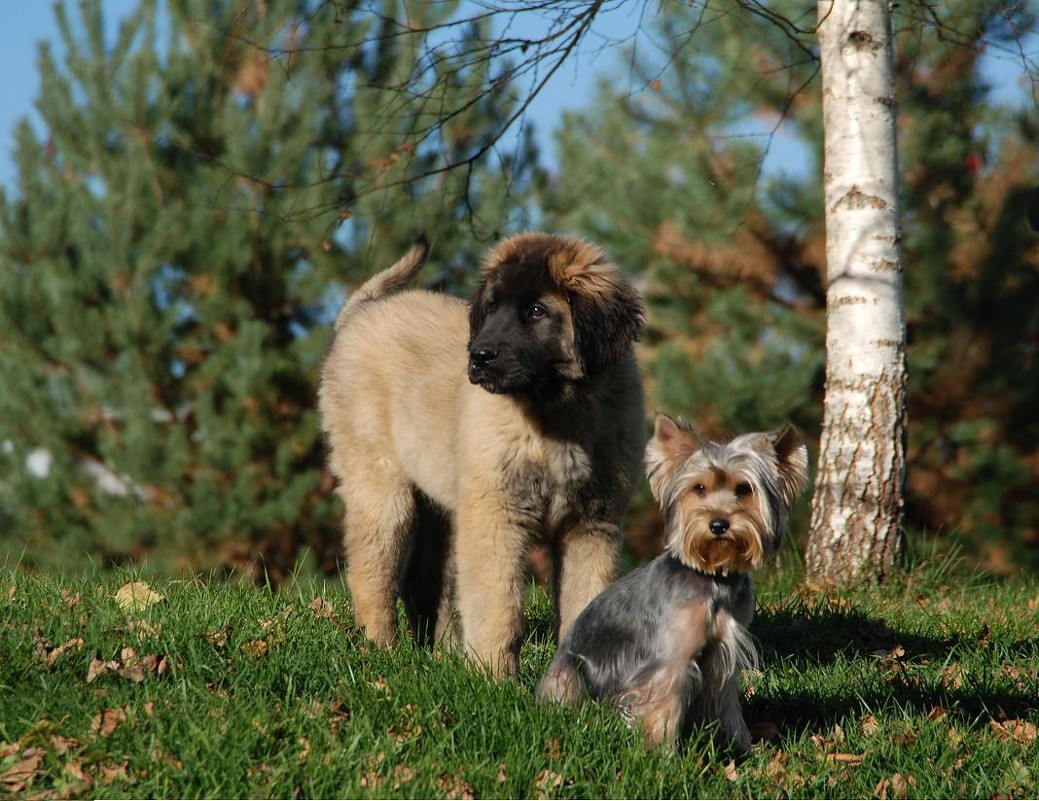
[469,347,497,367]
[709,518,730,536]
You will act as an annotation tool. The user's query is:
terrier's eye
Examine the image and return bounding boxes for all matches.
[528,303,547,320]
[735,483,753,499]
[693,483,707,497]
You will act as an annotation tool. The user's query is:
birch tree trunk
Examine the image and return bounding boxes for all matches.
[805,0,907,583]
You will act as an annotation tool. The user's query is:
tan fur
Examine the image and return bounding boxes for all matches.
[319,233,645,677]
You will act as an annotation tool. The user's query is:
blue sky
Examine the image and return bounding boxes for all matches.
[0,2,138,188]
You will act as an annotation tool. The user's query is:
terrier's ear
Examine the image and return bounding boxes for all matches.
[771,424,810,508]
[645,413,699,502]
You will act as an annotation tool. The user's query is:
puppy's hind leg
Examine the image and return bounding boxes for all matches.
[341,457,416,648]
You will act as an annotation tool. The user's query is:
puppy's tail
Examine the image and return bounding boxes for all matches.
[334,234,430,330]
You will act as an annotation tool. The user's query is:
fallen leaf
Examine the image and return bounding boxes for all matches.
[240,640,269,658]
[118,664,146,683]
[91,707,127,737]
[826,752,865,765]
[991,719,1038,745]
[48,735,78,756]
[87,656,119,684]
[51,637,85,667]
[392,764,416,789]
[62,759,92,784]
[891,772,916,798]
[861,714,880,735]
[534,769,563,798]
[724,759,739,781]
[113,581,163,614]
[0,751,43,792]
[309,597,334,619]
[765,752,787,780]
[98,761,129,784]
[149,746,183,770]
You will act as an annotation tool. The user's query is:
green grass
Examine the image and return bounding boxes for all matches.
[2,559,1037,799]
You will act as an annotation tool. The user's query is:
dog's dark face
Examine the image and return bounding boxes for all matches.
[467,233,644,396]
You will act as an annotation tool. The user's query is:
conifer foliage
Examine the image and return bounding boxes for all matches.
[0,0,532,578]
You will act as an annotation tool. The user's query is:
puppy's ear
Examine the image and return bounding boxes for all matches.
[770,424,809,508]
[568,264,644,371]
[645,413,698,502]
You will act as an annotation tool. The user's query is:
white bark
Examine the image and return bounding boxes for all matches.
[806,0,907,583]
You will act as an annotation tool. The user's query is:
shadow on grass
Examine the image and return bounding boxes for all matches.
[747,605,1039,736]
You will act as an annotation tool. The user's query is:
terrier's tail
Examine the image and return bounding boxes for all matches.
[334,235,430,330]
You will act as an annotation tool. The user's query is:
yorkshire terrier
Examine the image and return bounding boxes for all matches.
[538,413,809,750]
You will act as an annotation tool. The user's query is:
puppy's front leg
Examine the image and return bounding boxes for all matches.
[690,647,753,753]
[554,521,621,642]
[454,494,529,678]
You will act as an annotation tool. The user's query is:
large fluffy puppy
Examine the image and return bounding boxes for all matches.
[319,232,646,677]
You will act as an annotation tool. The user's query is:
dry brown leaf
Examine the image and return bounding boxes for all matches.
[98,761,129,785]
[149,746,183,771]
[724,759,739,781]
[91,707,127,737]
[534,769,563,798]
[205,627,231,648]
[118,664,146,683]
[87,657,119,684]
[861,714,880,735]
[42,637,85,668]
[0,751,43,792]
[240,639,269,658]
[309,597,334,619]
[113,581,164,614]
[990,719,1038,744]
[891,772,916,798]
[826,752,865,765]
[62,759,91,784]
[765,752,788,780]
[48,735,78,756]
[392,765,417,789]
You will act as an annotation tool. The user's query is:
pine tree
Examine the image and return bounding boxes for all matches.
[0,0,534,579]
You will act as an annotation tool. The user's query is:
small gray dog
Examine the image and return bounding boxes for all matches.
[538,413,809,749]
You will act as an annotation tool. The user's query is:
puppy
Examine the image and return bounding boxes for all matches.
[318,233,645,677]
[538,414,808,749]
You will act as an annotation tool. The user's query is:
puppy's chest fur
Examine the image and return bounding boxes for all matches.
[502,434,605,534]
